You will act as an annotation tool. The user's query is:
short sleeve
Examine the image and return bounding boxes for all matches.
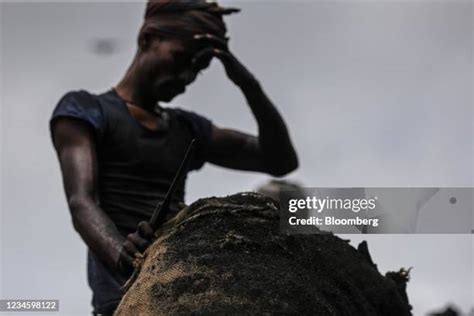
[173,108,213,171]
[49,90,104,141]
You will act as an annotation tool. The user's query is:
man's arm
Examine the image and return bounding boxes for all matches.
[194,34,299,176]
[52,118,153,280]
[208,80,298,176]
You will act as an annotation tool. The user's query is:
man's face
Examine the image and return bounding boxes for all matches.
[137,35,213,102]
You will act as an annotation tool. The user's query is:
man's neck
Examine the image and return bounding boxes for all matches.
[115,68,158,113]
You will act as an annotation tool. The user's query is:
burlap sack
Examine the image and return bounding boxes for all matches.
[115,192,411,315]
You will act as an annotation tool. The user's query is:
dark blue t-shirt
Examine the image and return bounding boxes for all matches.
[50,89,213,235]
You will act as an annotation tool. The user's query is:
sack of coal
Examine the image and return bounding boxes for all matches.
[115,192,412,316]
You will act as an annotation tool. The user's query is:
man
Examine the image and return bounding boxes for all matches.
[50,0,298,314]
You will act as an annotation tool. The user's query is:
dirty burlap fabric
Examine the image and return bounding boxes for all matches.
[114,193,412,315]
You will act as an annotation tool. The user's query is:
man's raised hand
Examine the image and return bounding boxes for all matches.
[193,33,257,88]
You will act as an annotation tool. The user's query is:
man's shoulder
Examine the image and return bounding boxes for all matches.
[167,107,213,139]
[57,89,105,106]
[168,107,211,125]
[51,89,109,133]
[53,89,118,118]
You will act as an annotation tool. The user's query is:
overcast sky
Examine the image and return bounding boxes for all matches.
[1,1,472,315]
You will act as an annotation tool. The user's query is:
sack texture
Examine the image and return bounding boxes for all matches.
[115,192,411,315]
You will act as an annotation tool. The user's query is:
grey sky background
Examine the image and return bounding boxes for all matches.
[1,1,472,315]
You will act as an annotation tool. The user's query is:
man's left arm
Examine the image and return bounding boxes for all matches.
[193,34,298,176]
[207,79,298,177]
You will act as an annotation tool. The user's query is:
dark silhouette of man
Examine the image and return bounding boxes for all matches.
[50,1,298,314]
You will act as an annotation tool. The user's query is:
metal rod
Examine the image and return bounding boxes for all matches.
[149,138,196,229]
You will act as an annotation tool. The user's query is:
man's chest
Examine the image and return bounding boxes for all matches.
[98,111,193,174]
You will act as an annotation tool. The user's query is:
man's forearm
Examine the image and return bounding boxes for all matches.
[239,79,299,175]
[205,45,297,174]
[68,198,125,277]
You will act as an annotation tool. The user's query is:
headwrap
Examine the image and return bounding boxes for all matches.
[140,0,240,42]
